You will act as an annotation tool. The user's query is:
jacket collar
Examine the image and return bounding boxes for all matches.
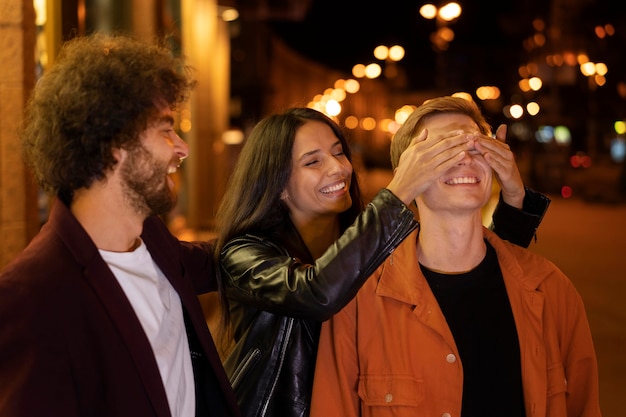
[47,198,173,417]
[375,227,545,306]
[376,228,424,305]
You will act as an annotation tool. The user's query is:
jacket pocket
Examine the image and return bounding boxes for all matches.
[546,362,567,397]
[358,374,424,407]
[228,347,262,390]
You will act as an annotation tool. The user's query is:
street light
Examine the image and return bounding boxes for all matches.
[419,2,462,52]
[419,2,462,89]
[372,44,405,80]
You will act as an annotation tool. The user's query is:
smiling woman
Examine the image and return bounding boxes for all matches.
[280,120,354,256]
[211,106,425,417]
[210,102,550,417]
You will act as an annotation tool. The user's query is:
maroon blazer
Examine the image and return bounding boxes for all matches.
[0,200,240,417]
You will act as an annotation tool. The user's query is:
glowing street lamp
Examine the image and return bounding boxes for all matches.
[420,2,462,51]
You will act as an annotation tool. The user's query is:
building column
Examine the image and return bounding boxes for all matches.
[181,0,230,231]
[0,0,39,268]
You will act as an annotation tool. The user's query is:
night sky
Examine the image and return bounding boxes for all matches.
[269,0,625,91]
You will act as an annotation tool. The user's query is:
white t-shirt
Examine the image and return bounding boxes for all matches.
[99,240,195,417]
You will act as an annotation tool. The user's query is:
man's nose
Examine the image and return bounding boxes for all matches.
[173,132,189,160]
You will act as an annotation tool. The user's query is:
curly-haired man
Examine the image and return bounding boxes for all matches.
[0,33,240,417]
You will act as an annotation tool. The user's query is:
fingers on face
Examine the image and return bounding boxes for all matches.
[495,124,507,140]
[475,136,511,155]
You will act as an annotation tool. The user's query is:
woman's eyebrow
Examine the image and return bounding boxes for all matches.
[298,140,342,161]
[298,148,321,161]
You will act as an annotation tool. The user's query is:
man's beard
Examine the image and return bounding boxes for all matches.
[120,145,177,217]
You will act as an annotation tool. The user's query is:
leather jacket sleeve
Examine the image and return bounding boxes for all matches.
[220,188,418,321]
[490,187,551,248]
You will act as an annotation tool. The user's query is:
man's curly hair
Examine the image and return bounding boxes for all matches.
[20,33,196,203]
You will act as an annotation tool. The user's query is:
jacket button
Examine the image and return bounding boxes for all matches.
[384,393,393,403]
[446,353,457,363]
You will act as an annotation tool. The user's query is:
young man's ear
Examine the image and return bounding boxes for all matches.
[111,147,127,169]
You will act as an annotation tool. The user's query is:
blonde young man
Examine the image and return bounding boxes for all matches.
[310,96,601,417]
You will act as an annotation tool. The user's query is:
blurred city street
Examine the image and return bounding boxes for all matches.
[529,194,626,417]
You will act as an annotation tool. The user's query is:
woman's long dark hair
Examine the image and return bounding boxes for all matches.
[212,107,363,344]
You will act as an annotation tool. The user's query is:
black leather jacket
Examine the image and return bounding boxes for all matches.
[220,188,550,417]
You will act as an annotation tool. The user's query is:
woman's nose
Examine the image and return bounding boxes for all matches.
[327,155,352,175]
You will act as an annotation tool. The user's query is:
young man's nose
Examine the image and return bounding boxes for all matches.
[174,132,189,160]
[457,150,477,165]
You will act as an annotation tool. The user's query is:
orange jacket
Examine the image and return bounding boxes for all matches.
[310,228,601,417]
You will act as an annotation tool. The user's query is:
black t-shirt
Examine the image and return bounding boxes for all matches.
[421,241,525,417]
